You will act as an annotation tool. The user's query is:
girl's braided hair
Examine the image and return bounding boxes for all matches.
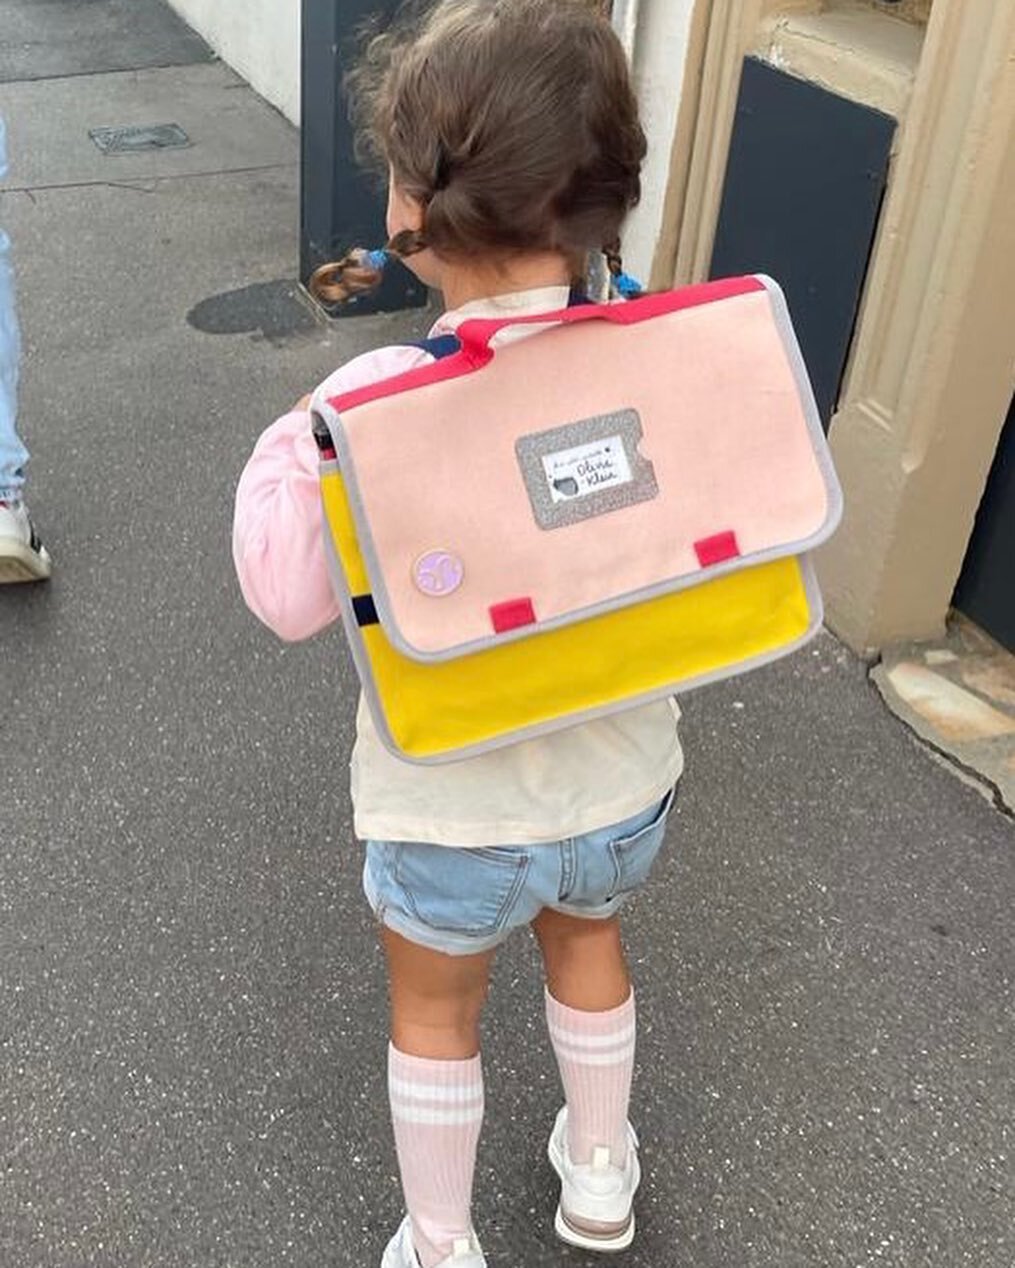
[310,0,646,305]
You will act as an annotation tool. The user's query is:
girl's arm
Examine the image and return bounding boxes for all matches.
[232,345,432,642]
[233,403,336,641]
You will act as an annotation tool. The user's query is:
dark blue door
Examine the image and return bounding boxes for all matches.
[954,397,1015,652]
[710,58,895,429]
[300,1,428,316]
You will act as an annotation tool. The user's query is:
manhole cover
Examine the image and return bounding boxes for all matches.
[88,123,191,154]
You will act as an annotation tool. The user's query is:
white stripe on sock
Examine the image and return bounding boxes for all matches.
[550,1040,636,1068]
[388,1075,485,1105]
[390,1102,486,1127]
[547,1020,637,1050]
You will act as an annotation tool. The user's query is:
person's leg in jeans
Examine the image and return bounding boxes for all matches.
[0,226,27,504]
[0,117,52,581]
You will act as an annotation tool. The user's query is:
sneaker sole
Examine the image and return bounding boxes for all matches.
[0,541,52,583]
[553,1204,635,1254]
[548,1126,637,1254]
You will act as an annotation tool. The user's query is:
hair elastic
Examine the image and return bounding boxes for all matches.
[610,270,643,300]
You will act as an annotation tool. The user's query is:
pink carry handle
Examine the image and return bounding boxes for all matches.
[324,275,768,414]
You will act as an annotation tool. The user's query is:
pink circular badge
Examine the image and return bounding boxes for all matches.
[412,550,464,597]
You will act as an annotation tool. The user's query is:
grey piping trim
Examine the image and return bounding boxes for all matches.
[326,276,843,666]
[755,274,845,533]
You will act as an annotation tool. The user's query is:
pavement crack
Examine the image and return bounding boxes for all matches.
[0,58,215,88]
[918,735,1013,819]
[867,661,1014,821]
[0,162,297,198]
[102,181,159,194]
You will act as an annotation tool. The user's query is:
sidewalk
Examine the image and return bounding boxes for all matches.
[874,616,1015,813]
[1,4,1012,1266]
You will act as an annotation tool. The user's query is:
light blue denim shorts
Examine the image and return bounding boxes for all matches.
[362,787,676,956]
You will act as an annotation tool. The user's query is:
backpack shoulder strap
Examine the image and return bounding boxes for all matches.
[313,334,460,456]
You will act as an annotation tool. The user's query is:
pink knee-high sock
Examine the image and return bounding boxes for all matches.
[388,1044,484,1268]
[545,989,636,1167]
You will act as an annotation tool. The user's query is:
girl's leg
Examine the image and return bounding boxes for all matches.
[533,909,636,1166]
[382,927,492,1267]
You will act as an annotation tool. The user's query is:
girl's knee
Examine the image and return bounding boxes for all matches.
[534,910,630,1011]
[391,1006,484,1060]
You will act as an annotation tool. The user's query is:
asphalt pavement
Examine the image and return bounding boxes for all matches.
[1,4,1012,1266]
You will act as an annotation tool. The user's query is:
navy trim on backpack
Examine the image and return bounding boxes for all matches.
[409,334,463,361]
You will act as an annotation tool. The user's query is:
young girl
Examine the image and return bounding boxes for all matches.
[233,2,683,1264]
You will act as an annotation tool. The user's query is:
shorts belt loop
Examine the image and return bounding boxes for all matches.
[558,839,576,902]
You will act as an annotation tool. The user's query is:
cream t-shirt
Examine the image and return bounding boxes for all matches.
[350,287,684,847]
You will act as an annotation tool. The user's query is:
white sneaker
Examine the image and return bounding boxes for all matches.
[0,501,52,582]
[547,1106,641,1253]
[381,1215,486,1268]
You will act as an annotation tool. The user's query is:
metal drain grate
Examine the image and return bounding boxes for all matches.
[88,123,191,154]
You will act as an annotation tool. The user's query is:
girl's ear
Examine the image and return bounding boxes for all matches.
[386,179,426,241]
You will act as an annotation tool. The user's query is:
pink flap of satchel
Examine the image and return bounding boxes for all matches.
[324,276,841,661]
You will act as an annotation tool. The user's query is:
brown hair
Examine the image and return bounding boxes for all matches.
[310,0,646,305]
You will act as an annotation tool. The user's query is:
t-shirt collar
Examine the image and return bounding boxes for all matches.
[430,286,573,336]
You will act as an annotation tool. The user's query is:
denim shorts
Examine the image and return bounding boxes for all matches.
[362,787,675,956]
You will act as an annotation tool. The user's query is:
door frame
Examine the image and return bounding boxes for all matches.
[654,0,1015,651]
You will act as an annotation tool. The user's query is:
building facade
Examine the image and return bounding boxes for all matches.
[167,0,1015,655]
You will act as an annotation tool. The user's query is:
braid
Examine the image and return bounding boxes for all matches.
[307,230,430,307]
[387,228,429,259]
[602,237,643,301]
[309,250,385,305]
